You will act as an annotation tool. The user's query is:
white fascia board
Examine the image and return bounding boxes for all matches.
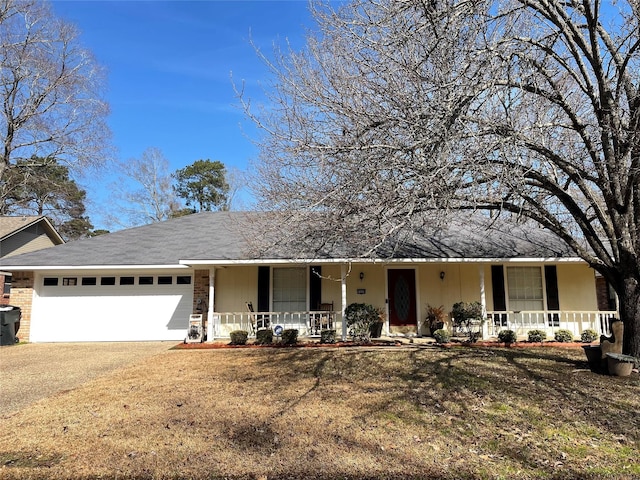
[0,264,190,271]
[180,257,586,266]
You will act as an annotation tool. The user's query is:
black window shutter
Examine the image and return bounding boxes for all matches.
[310,266,322,310]
[545,265,559,310]
[257,266,270,312]
[491,265,506,311]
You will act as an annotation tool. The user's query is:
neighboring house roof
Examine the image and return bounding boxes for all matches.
[0,216,64,259]
[0,211,579,270]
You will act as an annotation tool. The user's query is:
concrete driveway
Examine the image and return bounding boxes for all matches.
[0,342,173,416]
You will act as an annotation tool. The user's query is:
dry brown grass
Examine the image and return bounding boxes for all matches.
[1,345,639,480]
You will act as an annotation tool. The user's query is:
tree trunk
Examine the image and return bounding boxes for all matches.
[619,275,640,357]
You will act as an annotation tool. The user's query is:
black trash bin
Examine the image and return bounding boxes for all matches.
[0,305,21,346]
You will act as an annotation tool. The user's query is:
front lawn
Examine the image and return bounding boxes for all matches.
[1,345,638,479]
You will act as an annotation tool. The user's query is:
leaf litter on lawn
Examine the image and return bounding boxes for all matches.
[0,346,638,479]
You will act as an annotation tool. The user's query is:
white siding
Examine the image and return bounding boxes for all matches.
[30,272,193,342]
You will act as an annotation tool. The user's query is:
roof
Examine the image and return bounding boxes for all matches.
[0,216,64,244]
[0,211,579,270]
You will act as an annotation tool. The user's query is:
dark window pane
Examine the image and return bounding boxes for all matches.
[120,277,134,285]
[158,276,172,285]
[3,275,12,294]
[101,277,116,286]
[44,277,59,286]
[176,276,191,285]
[81,277,97,286]
[139,276,154,285]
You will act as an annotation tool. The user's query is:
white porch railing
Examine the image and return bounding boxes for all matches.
[484,310,618,338]
[210,310,343,339]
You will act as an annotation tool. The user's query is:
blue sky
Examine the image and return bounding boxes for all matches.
[51,0,314,230]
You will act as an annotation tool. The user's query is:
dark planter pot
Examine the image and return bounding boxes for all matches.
[370,322,383,339]
[430,322,444,335]
[607,353,636,377]
[582,345,604,373]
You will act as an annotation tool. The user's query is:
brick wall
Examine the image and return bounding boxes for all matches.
[1,274,9,305]
[193,269,210,314]
[9,271,34,342]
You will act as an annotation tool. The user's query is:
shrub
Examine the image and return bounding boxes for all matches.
[527,329,547,343]
[281,329,298,345]
[451,301,483,342]
[230,330,248,345]
[433,329,450,344]
[320,329,336,344]
[581,329,598,343]
[255,329,273,345]
[554,329,574,343]
[498,329,517,344]
[344,303,382,343]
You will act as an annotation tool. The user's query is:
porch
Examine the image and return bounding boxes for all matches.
[484,310,618,339]
[206,308,618,341]
[209,309,344,339]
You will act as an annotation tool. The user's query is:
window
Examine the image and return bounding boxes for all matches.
[3,275,11,295]
[120,276,134,285]
[272,267,306,312]
[43,277,59,286]
[158,276,173,285]
[176,276,191,285]
[81,277,97,286]
[139,276,154,285]
[62,277,77,286]
[101,277,116,286]
[506,267,544,311]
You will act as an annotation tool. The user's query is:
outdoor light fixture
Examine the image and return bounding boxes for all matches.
[359,272,365,281]
[440,271,445,280]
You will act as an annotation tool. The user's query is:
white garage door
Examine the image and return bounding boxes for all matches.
[30,273,194,342]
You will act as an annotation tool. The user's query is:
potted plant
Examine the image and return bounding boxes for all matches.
[424,304,446,336]
[606,353,637,377]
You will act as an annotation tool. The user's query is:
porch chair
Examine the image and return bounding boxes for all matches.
[311,302,334,335]
[246,302,270,334]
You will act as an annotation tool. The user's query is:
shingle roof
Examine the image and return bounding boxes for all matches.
[0,216,62,242]
[0,211,578,269]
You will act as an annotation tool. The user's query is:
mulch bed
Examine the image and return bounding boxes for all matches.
[173,339,592,350]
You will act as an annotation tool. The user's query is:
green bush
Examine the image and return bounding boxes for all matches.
[433,329,450,344]
[345,303,382,343]
[255,329,273,345]
[527,329,547,343]
[230,330,248,345]
[581,329,598,343]
[320,329,336,344]
[498,329,517,343]
[281,329,298,345]
[554,329,574,343]
[451,301,483,342]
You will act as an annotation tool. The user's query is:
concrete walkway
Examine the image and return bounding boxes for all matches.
[0,342,173,416]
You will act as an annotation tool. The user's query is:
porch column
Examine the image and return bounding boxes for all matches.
[207,267,216,342]
[479,265,488,339]
[341,264,348,341]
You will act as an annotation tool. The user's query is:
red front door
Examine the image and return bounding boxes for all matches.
[387,269,417,326]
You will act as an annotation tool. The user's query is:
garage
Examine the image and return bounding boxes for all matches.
[30,272,193,342]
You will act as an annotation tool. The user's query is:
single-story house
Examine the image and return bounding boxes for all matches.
[1,216,64,306]
[0,211,616,343]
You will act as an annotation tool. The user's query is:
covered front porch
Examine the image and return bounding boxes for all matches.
[484,310,618,339]
[184,259,616,342]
